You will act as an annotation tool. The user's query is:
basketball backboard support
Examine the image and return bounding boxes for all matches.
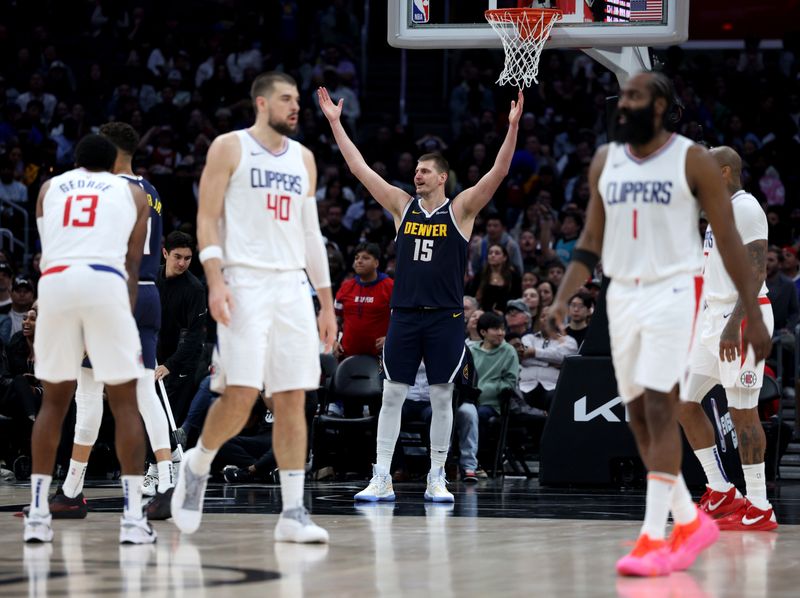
[388,1,688,83]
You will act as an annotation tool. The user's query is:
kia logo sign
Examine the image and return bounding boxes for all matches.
[573,396,629,422]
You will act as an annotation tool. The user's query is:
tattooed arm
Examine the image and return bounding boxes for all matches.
[719,239,767,363]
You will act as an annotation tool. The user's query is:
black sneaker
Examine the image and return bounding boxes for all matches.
[13,455,31,481]
[223,466,254,484]
[146,487,173,520]
[461,469,479,483]
[22,488,88,519]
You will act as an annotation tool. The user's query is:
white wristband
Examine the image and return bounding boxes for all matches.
[198,245,223,264]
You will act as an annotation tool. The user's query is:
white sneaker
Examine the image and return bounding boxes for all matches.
[274,507,329,543]
[23,513,54,543]
[354,466,395,502]
[120,516,158,544]
[141,464,158,498]
[424,468,454,503]
[170,448,209,534]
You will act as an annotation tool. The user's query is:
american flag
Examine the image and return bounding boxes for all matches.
[630,0,663,22]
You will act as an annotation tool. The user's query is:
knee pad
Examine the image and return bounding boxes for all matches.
[725,387,759,410]
[74,392,104,447]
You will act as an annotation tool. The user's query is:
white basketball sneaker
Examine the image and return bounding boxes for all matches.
[424,468,454,503]
[120,516,158,544]
[354,466,396,502]
[141,464,158,498]
[170,448,209,534]
[274,507,329,544]
[23,513,54,543]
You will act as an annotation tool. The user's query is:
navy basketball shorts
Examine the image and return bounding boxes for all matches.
[382,308,467,386]
[133,283,161,370]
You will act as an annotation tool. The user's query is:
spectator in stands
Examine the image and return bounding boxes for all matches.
[521,287,540,329]
[472,214,523,275]
[321,203,357,260]
[472,244,522,313]
[505,299,532,336]
[334,243,393,359]
[566,292,593,348]
[0,156,28,214]
[156,231,207,424]
[781,245,800,297]
[16,72,57,125]
[536,280,556,310]
[466,309,484,343]
[469,311,519,438]
[553,211,583,263]
[463,295,478,324]
[521,271,539,292]
[0,263,13,322]
[766,245,800,336]
[545,260,566,288]
[6,278,34,340]
[353,200,395,250]
[518,229,542,273]
[519,311,578,412]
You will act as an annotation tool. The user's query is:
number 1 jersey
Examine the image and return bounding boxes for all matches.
[391,197,468,309]
[40,167,137,274]
[221,130,312,271]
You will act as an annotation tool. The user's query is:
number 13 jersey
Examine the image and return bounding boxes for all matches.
[391,197,468,309]
[222,130,312,271]
[598,134,702,284]
[40,168,136,273]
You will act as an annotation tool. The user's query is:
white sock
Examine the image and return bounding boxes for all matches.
[742,463,770,510]
[62,459,88,498]
[280,470,305,512]
[640,472,676,540]
[374,463,390,476]
[694,446,733,492]
[157,461,174,493]
[671,475,698,525]
[122,475,144,520]
[30,474,52,517]
[189,438,217,475]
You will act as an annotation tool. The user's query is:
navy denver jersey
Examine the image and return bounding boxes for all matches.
[391,197,468,310]
[120,174,163,281]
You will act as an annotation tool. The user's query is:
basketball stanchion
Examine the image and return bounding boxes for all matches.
[155,362,184,461]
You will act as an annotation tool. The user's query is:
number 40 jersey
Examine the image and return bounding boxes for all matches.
[391,197,468,310]
[39,168,137,274]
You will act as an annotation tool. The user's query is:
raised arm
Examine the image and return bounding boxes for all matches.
[453,90,524,227]
[689,144,771,361]
[545,145,608,336]
[196,133,239,326]
[317,87,409,223]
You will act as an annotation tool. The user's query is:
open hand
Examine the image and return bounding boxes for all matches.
[742,315,772,363]
[317,87,343,123]
[508,89,524,127]
[719,319,740,363]
[543,302,567,338]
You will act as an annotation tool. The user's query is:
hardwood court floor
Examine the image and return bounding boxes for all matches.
[1,480,799,597]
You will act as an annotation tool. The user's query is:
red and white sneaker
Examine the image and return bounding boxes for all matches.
[716,500,778,532]
[667,508,720,571]
[698,485,745,519]
[616,535,671,577]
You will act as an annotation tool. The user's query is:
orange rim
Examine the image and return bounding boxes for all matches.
[484,8,562,41]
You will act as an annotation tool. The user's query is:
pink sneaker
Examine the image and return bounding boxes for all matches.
[616,535,671,577]
[668,508,720,571]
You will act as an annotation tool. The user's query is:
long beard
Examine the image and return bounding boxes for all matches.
[610,101,656,145]
[269,115,297,137]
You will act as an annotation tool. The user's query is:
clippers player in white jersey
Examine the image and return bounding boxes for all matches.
[679,146,776,531]
[25,135,154,545]
[547,72,771,577]
[171,72,336,543]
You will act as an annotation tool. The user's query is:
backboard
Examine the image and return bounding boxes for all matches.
[388,1,689,50]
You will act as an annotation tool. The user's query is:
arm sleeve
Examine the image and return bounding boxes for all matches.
[164,283,207,374]
[302,196,332,290]
[535,335,579,365]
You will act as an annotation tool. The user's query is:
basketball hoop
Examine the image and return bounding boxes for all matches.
[485,8,562,88]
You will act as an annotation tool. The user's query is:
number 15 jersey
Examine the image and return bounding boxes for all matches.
[391,197,468,309]
[222,130,312,271]
[40,167,136,274]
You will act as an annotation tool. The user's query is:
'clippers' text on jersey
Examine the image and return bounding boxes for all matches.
[597,134,702,284]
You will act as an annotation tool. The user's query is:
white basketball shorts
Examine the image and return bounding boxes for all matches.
[34,264,144,384]
[211,267,321,396]
[686,297,774,409]
[606,272,703,403]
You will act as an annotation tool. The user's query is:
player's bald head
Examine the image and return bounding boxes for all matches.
[710,146,742,181]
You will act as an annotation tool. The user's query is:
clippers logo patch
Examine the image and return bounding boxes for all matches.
[740,370,758,388]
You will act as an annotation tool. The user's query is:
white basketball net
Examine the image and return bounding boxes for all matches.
[485,9,562,88]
